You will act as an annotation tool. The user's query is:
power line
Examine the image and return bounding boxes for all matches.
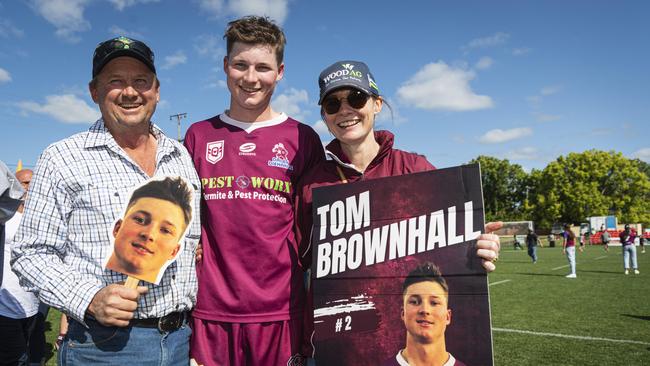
[169,113,187,142]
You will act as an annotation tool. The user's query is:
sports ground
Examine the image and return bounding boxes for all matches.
[42,241,648,365]
[490,241,648,365]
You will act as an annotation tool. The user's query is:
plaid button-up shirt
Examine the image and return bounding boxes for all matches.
[11,119,201,324]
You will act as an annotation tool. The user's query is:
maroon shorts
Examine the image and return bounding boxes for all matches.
[190,317,305,366]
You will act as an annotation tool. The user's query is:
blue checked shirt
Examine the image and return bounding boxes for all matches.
[11,119,201,324]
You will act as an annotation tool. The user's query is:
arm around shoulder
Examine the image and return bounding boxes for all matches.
[10,149,104,323]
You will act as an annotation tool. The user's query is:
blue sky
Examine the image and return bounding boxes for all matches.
[1,0,649,172]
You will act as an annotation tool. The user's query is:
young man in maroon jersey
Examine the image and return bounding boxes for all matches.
[184,16,324,366]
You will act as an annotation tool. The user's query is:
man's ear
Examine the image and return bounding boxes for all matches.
[276,62,285,82]
[113,219,123,238]
[169,244,181,259]
[446,308,452,325]
[400,307,405,321]
[89,82,99,104]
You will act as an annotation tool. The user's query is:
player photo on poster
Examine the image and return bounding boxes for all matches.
[104,176,194,285]
[310,164,492,366]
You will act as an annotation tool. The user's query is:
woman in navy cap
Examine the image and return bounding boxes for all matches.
[294,60,503,360]
[296,60,501,271]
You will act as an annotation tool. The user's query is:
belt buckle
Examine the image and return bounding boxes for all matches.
[157,312,183,333]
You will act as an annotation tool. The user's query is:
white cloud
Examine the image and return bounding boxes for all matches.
[0,67,11,83]
[227,0,289,24]
[632,148,650,162]
[527,85,562,108]
[109,0,160,11]
[17,94,100,124]
[311,120,330,136]
[397,61,493,111]
[271,88,310,121]
[194,34,225,61]
[197,0,224,14]
[205,79,227,89]
[197,0,289,24]
[463,32,510,52]
[591,128,612,136]
[0,18,25,38]
[157,99,169,109]
[508,146,538,160]
[479,127,532,144]
[540,85,562,96]
[512,47,532,56]
[475,57,494,70]
[161,51,188,69]
[526,95,541,106]
[108,25,144,40]
[29,0,91,42]
[535,113,562,122]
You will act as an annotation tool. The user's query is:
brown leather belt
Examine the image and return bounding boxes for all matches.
[129,311,188,333]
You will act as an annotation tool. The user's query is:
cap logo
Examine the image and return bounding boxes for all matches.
[368,75,379,92]
[323,65,363,84]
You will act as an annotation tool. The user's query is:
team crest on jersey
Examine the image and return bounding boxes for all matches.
[206,140,224,164]
[268,143,294,171]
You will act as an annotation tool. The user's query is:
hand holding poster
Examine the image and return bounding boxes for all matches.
[310,164,492,365]
[104,176,194,286]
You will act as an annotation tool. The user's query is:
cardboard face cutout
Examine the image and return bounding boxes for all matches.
[104,176,193,284]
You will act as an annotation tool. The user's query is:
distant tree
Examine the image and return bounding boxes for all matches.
[469,155,528,222]
[527,150,650,228]
[633,158,650,180]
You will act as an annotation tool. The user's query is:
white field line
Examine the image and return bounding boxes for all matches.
[493,327,650,346]
[551,264,569,271]
[594,256,608,260]
[489,279,511,286]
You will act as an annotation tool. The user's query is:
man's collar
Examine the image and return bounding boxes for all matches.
[83,118,177,156]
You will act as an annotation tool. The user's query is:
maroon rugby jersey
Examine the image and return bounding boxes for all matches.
[184,113,324,322]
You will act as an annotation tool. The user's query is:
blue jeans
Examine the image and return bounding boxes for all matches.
[623,244,638,269]
[566,246,576,275]
[527,246,537,262]
[59,317,191,365]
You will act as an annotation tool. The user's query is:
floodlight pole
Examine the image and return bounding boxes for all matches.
[169,113,187,142]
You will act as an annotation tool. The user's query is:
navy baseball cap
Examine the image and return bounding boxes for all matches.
[92,36,156,78]
[318,60,380,104]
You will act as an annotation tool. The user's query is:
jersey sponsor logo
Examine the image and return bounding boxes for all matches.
[239,142,256,156]
[206,140,224,164]
[201,175,291,193]
[268,143,294,171]
[235,175,251,189]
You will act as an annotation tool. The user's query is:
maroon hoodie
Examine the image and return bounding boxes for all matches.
[295,130,435,269]
[295,130,435,357]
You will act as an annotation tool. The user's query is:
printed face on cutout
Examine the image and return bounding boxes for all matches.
[109,197,185,283]
[401,280,452,345]
[224,42,284,121]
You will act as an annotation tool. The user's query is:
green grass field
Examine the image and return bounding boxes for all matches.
[490,241,649,365]
[41,242,649,365]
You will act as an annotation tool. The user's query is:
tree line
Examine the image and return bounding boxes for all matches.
[469,150,650,230]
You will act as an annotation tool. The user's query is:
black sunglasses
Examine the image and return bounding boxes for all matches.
[322,90,370,115]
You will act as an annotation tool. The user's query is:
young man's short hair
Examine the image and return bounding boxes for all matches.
[223,15,286,65]
[402,262,449,297]
[127,176,193,226]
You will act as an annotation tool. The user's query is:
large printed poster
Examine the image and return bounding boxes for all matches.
[310,164,492,366]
